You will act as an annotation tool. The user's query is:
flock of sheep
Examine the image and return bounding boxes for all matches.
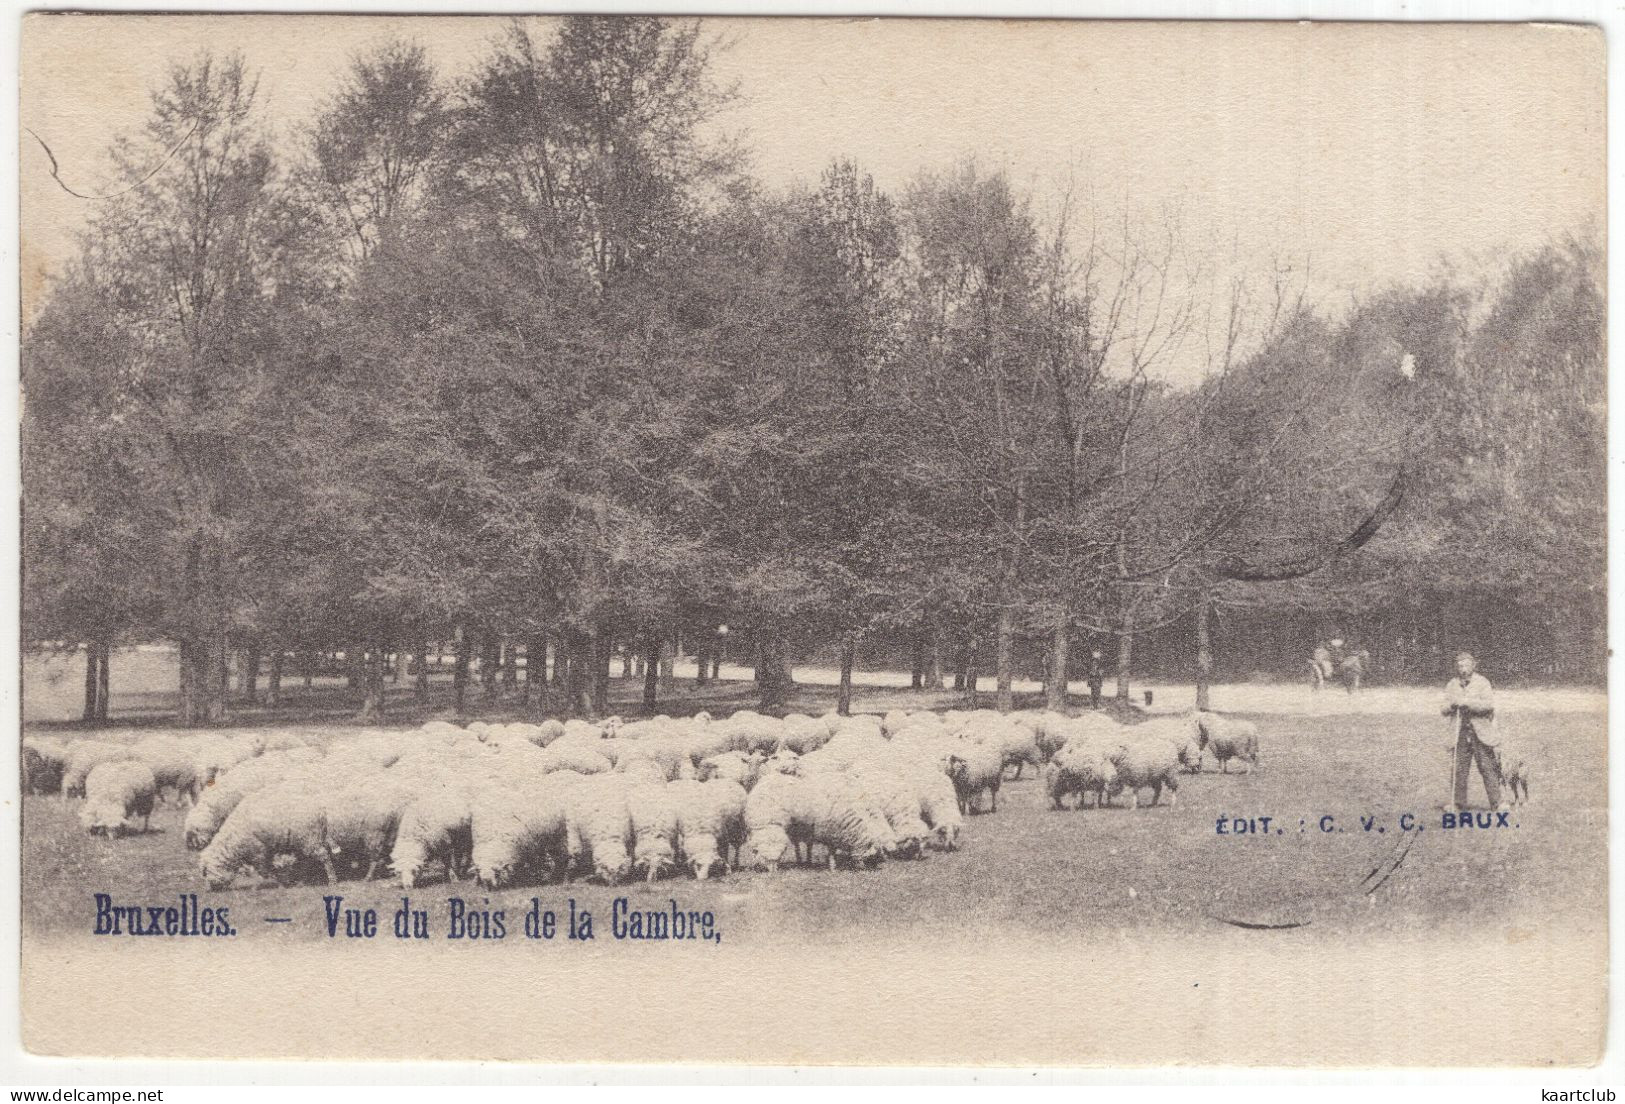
[22,705,1261,891]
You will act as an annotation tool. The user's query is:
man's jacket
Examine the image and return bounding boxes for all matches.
[1442,672,1497,745]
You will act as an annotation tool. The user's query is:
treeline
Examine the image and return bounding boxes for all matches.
[22,18,1605,726]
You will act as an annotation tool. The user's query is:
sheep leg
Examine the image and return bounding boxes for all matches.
[1222,759,1229,774]
[364,858,379,882]
[321,852,339,886]
[1128,790,1139,810]
[990,788,998,813]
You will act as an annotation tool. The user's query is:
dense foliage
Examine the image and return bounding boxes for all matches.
[22,19,1605,724]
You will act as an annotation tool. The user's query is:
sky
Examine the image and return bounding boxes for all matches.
[18,14,1605,367]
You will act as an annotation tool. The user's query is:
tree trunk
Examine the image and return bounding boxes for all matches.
[593,632,611,718]
[1115,615,1135,702]
[711,653,721,680]
[543,636,560,688]
[695,647,710,685]
[453,627,470,715]
[359,642,386,722]
[954,645,969,692]
[758,633,794,711]
[502,640,519,693]
[564,629,591,717]
[82,643,100,723]
[837,632,857,716]
[95,639,110,723]
[266,648,284,707]
[929,628,945,690]
[415,641,430,702]
[1195,589,1214,712]
[480,634,500,694]
[347,646,362,691]
[242,646,260,703]
[995,606,1015,713]
[393,647,409,685]
[643,636,661,708]
[302,649,314,692]
[1046,617,1070,712]
[659,639,674,689]
[621,644,633,679]
[910,631,925,690]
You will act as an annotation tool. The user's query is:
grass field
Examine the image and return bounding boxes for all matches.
[22,704,1605,948]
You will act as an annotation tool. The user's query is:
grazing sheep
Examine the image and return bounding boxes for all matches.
[779,715,833,755]
[23,736,68,795]
[914,766,963,851]
[321,778,417,882]
[993,723,1044,781]
[742,771,801,872]
[1106,730,1183,809]
[848,767,932,859]
[668,778,748,878]
[718,711,784,755]
[183,751,320,850]
[192,736,259,788]
[130,736,204,806]
[1021,712,1073,764]
[61,741,133,801]
[531,718,567,747]
[698,750,764,791]
[946,742,1004,815]
[468,775,577,889]
[1044,738,1119,810]
[78,760,158,837]
[199,783,333,889]
[796,773,893,870]
[537,743,614,777]
[615,757,672,786]
[625,781,681,882]
[1194,712,1260,773]
[392,787,478,889]
[564,776,635,884]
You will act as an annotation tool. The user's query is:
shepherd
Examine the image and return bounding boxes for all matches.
[1440,651,1507,813]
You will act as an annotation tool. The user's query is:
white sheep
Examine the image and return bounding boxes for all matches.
[1043,737,1119,810]
[847,766,932,859]
[1194,712,1260,773]
[61,740,133,801]
[318,777,417,882]
[469,775,577,888]
[1106,728,1184,809]
[130,736,204,806]
[78,760,157,837]
[387,786,476,889]
[914,765,963,851]
[199,783,333,889]
[183,750,320,850]
[667,778,748,878]
[625,781,681,882]
[779,714,833,755]
[946,740,1004,815]
[192,735,259,788]
[742,771,801,872]
[564,775,636,884]
[795,773,893,870]
[698,750,764,791]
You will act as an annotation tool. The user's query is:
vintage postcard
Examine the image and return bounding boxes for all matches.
[17,13,1607,1066]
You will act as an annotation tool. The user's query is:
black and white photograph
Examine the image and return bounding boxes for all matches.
[14,11,1609,1068]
